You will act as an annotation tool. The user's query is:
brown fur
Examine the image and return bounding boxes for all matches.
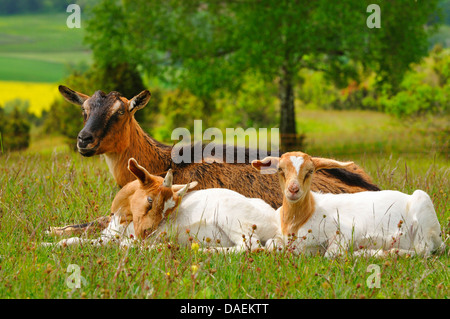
[51,86,380,236]
[109,159,190,239]
[48,216,110,236]
[104,119,377,209]
[252,152,356,236]
[279,193,316,235]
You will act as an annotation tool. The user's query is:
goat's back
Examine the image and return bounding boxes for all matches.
[168,160,378,209]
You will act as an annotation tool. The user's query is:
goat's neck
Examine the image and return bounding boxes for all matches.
[105,119,172,187]
[280,191,315,236]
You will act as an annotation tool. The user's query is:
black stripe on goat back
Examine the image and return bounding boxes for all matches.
[319,168,380,191]
[172,142,277,167]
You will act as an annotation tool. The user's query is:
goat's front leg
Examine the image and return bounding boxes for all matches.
[200,241,264,254]
[200,246,253,254]
[47,216,111,236]
[265,236,284,252]
[324,236,349,258]
[41,237,103,247]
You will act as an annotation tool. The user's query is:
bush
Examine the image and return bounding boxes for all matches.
[215,73,278,129]
[145,73,280,145]
[136,86,163,136]
[42,68,92,150]
[382,65,449,117]
[156,89,205,141]
[0,106,30,152]
[43,98,83,150]
[297,46,450,118]
[297,69,339,110]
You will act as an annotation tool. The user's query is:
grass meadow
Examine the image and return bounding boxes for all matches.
[0,13,89,83]
[0,109,448,299]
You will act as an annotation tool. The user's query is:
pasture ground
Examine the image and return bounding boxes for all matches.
[0,109,448,300]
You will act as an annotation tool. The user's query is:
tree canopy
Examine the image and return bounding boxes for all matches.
[85,0,439,150]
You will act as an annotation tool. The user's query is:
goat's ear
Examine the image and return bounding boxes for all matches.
[173,182,196,197]
[129,90,151,113]
[58,85,90,106]
[251,156,280,174]
[312,157,354,171]
[172,181,198,194]
[128,158,153,185]
[163,169,173,187]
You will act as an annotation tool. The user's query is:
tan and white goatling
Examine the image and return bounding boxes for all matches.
[44,158,283,251]
[43,159,195,248]
[126,158,283,252]
[252,152,444,257]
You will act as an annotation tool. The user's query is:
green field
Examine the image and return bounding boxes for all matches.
[0,13,91,83]
[0,109,448,299]
[0,56,65,82]
[297,109,449,157]
[0,12,448,301]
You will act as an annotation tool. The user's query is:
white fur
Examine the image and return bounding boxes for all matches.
[103,153,117,178]
[153,189,283,252]
[163,198,176,217]
[42,214,136,248]
[281,189,443,257]
[42,189,283,252]
[111,100,122,113]
[290,156,304,174]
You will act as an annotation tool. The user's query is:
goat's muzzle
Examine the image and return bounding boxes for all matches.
[142,228,154,240]
[285,183,302,202]
[77,130,98,156]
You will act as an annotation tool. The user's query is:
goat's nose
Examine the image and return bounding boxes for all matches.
[288,184,299,194]
[143,228,152,239]
[77,131,94,146]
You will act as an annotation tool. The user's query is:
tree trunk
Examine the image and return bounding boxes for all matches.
[279,66,297,152]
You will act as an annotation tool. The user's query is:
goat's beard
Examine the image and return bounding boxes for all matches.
[284,190,304,203]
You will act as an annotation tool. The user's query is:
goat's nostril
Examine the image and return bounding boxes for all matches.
[289,185,299,194]
[78,132,94,144]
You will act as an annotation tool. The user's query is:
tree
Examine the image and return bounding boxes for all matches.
[83,1,149,123]
[85,0,439,150]
[0,107,30,151]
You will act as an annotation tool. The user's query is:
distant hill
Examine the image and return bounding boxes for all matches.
[0,1,448,83]
[0,0,88,16]
[428,0,450,48]
[0,13,91,82]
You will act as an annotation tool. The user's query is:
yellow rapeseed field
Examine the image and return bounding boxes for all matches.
[0,81,59,116]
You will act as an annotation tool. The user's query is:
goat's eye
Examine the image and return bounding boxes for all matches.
[147,196,153,207]
[118,109,125,115]
[304,170,314,180]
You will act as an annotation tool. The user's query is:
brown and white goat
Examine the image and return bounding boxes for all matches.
[51,85,379,235]
[44,158,283,252]
[252,152,443,257]
[44,159,195,247]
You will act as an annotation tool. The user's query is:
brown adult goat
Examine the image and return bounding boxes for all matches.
[51,85,379,235]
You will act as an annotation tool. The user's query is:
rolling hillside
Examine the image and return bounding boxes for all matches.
[0,13,91,114]
[0,13,91,83]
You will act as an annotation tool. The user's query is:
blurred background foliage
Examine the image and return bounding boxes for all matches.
[0,0,448,154]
